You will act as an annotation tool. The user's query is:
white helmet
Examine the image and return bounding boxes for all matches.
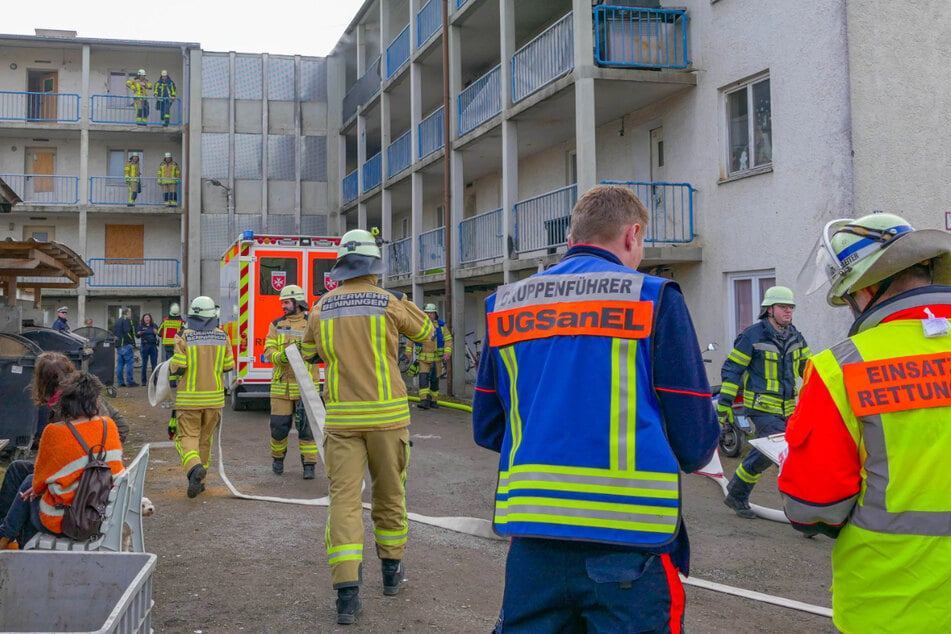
[137,69,146,76]
[169,302,181,317]
[188,296,217,318]
[329,229,384,282]
[164,152,172,159]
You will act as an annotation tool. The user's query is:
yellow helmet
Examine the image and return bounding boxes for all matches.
[330,229,384,281]
[279,284,307,309]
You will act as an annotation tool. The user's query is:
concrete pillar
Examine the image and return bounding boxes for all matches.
[380,0,391,79]
[410,60,422,163]
[411,171,424,305]
[357,24,367,77]
[357,113,367,195]
[450,148,466,395]
[573,0,597,194]
[382,188,393,282]
[500,0,518,285]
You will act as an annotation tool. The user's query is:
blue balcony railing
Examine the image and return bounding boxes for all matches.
[362,152,383,193]
[417,0,442,48]
[418,226,445,274]
[456,0,470,9]
[0,91,80,122]
[514,184,577,253]
[513,13,574,103]
[594,5,689,69]
[89,176,179,207]
[342,169,359,204]
[602,181,696,243]
[342,57,382,123]
[387,26,411,79]
[0,174,78,204]
[387,130,412,179]
[87,258,180,287]
[418,106,445,160]
[387,237,412,277]
[90,94,182,126]
[459,208,504,264]
[458,64,501,136]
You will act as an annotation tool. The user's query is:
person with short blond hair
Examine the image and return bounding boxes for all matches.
[567,184,649,245]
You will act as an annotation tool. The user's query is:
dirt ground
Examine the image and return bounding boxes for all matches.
[12,384,837,633]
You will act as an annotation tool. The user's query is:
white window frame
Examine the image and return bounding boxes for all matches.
[722,73,772,179]
[727,270,776,338]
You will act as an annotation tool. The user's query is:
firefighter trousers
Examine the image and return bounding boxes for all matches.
[270,397,318,465]
[175,408,221,476]
[324,427,410,588]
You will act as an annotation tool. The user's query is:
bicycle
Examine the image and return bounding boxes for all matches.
[463,332,481,382]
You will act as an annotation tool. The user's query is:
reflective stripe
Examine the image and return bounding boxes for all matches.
[320,318,338,401]
[370,315,389,400]
[499,346,523,472]
[727,348,751,365]
[610,338,637,471]
[496,497,678,533]
[324,399,410,427]
[783,494,856,528]
[374,527,408,545]
[498,466,678,497]
[327,543,364,565]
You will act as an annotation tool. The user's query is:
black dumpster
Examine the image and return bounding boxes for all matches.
[19,326,93,374]
[73,326,118,397]
[0,333,43,456]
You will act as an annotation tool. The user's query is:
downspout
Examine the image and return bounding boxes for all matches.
[442,0,453,395]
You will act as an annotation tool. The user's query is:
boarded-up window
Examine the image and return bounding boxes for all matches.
[105,225,144,264]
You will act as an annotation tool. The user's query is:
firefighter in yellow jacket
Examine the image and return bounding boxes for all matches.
[126,69,151,125]
[410,303,453,409]
[264,284,320,479]
[124,154,141,207]
[170,296,235,498]
[301,229,433,625]
[157,152,180,207]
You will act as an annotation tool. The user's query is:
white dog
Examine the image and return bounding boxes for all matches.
[122,497,155,551]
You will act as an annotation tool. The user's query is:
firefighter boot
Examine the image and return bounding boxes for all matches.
[336,586,362,625]
[416,396,430,410]
[382,559,405,596]
[272,458,284,475]
[302,457,316,480]
[724,477,756,519]
[186,464,206,499]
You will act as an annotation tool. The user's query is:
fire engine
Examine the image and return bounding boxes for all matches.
[219,230,340,410]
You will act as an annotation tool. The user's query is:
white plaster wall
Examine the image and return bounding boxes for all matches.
[88,50,182,94]
[0,139,81,175]
[0,47,83,92]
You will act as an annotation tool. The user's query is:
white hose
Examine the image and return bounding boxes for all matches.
[694,452,790,523]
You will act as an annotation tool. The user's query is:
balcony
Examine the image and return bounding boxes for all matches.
[418,106,445,160]
[417,0,442,48]
[594,5,689,69]
[387,129,412,179]
[514,185,577,253]
[89,176,180,207]
[342,57,381,123]
[90,94,182,126]
[603,181,696,243]
[0,91,80,122]
[87,258,180,288]
[342,169,359,205]
[362,152,382,193]
[387,237,412,277]
[418,226,445,274]
[387,25,411,79]
[458,65,501,137]
[456,0,469,9]
[0,174,78,205]
[459,208,503,265]
[512,13,574,103]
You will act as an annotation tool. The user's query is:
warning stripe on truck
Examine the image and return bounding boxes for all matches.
[238,243,251,378]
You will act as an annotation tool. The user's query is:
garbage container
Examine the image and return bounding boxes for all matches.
[19,326,93,373]
[74,326,119,397]
[0,551,156,633]
[0,332,43,455]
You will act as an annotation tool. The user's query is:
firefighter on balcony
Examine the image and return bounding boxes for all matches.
[126,69,151,125]
[779,213,951,633]
[169,296,235,498]
[409,303,452,409]
[157,153,181,207]
[153,69,176,126]
[719,286,810,519]
[264,284,319,480]
[301,229,433,625]
[124,154,141,207]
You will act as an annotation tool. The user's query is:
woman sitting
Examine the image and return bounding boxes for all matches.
[0,371,124,549]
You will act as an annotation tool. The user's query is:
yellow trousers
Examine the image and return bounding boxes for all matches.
[175,408,221,475]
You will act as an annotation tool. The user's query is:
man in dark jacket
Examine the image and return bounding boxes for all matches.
[113,308,138,387]
[51,306,70,332]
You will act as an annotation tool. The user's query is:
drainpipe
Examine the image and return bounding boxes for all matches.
[442,0,453,395]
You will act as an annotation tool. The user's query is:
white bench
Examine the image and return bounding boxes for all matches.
[24,445,149,553]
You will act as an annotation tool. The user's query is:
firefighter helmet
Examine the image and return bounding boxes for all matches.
[329,229,384,281]
[759,286,795,318]
[169,302,181,317]
[188,296,217,318]
[161,70,168,77]
[137,69,146,76]
[423,303,437,313]
[164,152,172,159]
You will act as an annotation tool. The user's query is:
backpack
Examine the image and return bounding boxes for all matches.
[60,418,113,541]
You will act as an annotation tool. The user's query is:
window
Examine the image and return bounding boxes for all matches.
[728,270,775,337]
[23,225,54,241]
[258,257,299,295]
[725,75,771,176]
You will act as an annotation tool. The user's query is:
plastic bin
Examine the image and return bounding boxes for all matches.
[74,326,119,397]
[19,327,93,374]
[0,333,42,453]
[0,551,155,634]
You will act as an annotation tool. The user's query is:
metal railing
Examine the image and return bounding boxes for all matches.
[459,208,504,264]
[602,181,696,243]
[594,5,690,69]
[0,91,80,122]
[418,106,445,160]
[456,0,470,9]
[418,226,445,273]
[90,94,182,125]
[417,0,442,48]
[87,258,181,287]
[387,25,411,79]
[512,13,574,103]
[342,169,359,204]
[0,174,78,204]
[458,64,501,136]
[89,176,179,207]
[387,237,412,277]
[387,129,412,179]
[362,151,382,192]
[342,57,382,122]
[514,184,578,253]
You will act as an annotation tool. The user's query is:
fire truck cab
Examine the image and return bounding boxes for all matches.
[219,230,340,410]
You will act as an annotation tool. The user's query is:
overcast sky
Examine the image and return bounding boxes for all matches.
[3,0,368,57]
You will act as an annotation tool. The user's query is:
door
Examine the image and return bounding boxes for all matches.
[26,148,55,197]
[648,126,666,242]
[27,71,57,120]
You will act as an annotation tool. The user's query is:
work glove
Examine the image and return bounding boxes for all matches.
[717,402,734,426]
[167,414,178,441]
[407,360,420,377]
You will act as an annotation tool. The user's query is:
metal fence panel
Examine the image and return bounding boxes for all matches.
[342,57,381,123]
[602,180,695,243]
[342,169,359,204]
[90,94,182,126]
[418,107,445,159]
[594,6,689,69]
[87,258,180,287]
[387,26,411,79]
[458,65,501,136]
[362,152,382,192]
[512,13,574,103]
[387,130,412,179]
[0,174,78,204]
[89,176,177,207]
[387,237,412,277]
[418,227,445,273]
[514,185,577,253]
[417,0,441,48]
[459,208,504,264]
[0,91,80,122]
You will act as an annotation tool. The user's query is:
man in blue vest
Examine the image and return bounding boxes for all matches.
[473,184,719,632]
